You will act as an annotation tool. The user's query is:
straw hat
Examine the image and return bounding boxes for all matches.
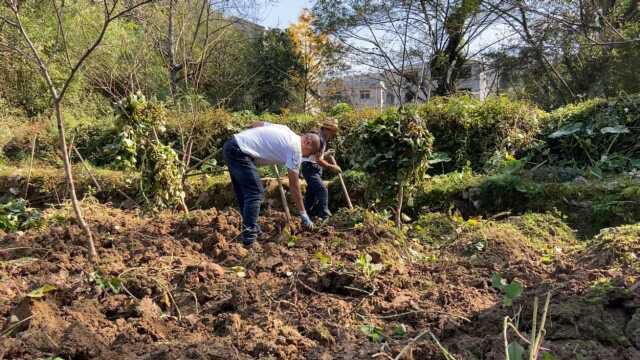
[321,118,339,131]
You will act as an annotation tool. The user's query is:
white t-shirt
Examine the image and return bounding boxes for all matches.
[234,123,302,172]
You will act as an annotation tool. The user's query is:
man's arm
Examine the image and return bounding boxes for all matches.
[317,157,341,172]
[288,169,306,214]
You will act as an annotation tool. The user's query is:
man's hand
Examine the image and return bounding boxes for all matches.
[331,164,342,173]
[300,212,314,229]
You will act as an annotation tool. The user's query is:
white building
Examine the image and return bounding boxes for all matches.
[319,60,499,108]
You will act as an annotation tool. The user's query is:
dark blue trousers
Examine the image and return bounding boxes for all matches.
[302,162,331,219]
[223,137,263,245]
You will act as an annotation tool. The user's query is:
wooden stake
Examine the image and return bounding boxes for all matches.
[273,165,291,222]
[24,133,37,198]
[328,155,353,209]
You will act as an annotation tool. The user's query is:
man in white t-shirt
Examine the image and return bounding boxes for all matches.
[223,122,321,246]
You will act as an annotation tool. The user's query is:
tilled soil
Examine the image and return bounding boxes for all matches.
[1,204,639,359]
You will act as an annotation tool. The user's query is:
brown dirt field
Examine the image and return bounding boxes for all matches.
[1,204,639,359]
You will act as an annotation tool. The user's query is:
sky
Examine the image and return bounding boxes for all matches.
[260,0,314,29]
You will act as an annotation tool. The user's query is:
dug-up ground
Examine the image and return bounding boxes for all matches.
[1,200,639,360]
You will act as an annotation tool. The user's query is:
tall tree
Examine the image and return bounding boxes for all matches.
[0,0,155,261]
[251,28,301,113]
[313,0,500,99]
[289,9,343,113]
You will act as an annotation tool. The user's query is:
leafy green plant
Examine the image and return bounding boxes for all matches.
[346,106,434,203]
[359,323,384,343]
[418,95,545,173]
[535,95,640,173]
[491,273,523,306]
[90,271,123,294]
[0,198,44,232]
[503,293,555,360]
[315,251,332,270]
[114,92,187,212]
[392,324,408,338]
[355,253,384,280]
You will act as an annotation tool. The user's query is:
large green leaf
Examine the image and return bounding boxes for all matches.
[507,342,526,360]
[600,125,630,134]
[549,122,583,139]
[27,284,58,298]
[504,281,523,299]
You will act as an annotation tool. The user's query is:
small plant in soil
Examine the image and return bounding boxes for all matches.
[90,271,123,295]
[360,323,384,343]
[491,273,523,307]
[0,198,43,232]
[314,251,332,270]
[355,253,384,280]
[392,323,408,338]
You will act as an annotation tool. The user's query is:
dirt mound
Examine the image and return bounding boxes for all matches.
[1,204,639,359]
[581,223,640,271]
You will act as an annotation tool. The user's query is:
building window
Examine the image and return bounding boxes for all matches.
[360,90,371,100]
[386,92,395,105]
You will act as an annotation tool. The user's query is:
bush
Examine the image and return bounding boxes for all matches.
[328,102,353,117]
[0,116,59,164]
[345,106,434,202]
[327,170,368,210]
[164,109,246,162]
[418,95,547,173]
[532,94,640,173]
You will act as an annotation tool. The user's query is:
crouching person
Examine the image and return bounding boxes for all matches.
[302,118,340,220]
[223,122,321,247]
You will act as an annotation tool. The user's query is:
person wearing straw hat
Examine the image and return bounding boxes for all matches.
[301,118,341,220]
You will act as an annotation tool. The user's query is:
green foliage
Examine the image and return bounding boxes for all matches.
[533,95,640,173]
[314,251,332,270]
[507,342,526,360]
[418,95,546,173]
[249,29,302,113]
[140,143,187,211]
[585,223,640,272]
[114,93,186,211]
[0,198,44,232]
[413,212,458,245]
[347,106,433,202]
[90,271,123,294]
[359,324,384,343]
[327,170,367,209]
[491,273,523,306]
[355,253,384,280]
[328,102,353,117]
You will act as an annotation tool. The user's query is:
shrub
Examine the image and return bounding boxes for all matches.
[346,106,434,203]
[532,94,640,173]
[327,170,368,210]
[418,95,547,173]
[165,108,246,162]
[328,102,353,117]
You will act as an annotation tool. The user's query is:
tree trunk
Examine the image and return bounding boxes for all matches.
[168,0,178,100]
[54,100,97,261]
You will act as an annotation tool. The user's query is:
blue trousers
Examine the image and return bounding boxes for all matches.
[223,137,263,245]
[302,162,331,219]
